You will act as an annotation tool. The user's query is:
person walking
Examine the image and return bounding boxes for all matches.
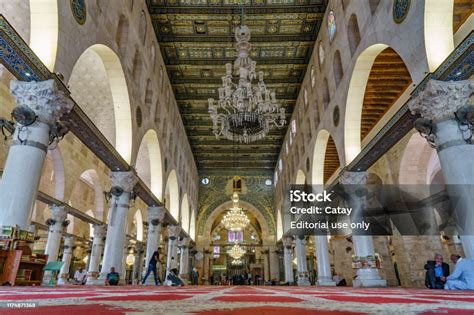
[142,251,161,285]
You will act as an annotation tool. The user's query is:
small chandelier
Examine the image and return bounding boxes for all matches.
[227,243,246,260]
[208,24,286,143]
[232,259,243,265]
[222,192,249,232]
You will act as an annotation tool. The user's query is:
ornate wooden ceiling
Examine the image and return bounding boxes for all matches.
[147,0,327,171]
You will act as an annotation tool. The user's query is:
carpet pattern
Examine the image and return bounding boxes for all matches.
[0,286,473,314]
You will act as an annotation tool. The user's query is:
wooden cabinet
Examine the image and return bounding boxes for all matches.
[0,250,22,285]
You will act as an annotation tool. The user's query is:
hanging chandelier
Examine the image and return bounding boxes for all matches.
[221,192,250,232]
[208,24,287,143]
[232,259,243,265]
[227,243,246,260]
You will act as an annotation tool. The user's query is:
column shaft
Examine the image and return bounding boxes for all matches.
[295,237,310,286]
[86,224,106,285]
[58,237,75,285]
[315,235,336,286]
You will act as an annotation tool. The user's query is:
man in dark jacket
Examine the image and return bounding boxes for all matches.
[425,253,449,289]
[142,251,161,285]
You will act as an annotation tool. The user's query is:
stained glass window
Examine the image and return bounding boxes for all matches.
[327,10,336,42]
[228,231,243,243]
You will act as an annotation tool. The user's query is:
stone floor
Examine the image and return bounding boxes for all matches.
[1,285,474,314]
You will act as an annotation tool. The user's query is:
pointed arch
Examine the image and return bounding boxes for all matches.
[165,170,180,220]
[69,44,133,163]
[136,129,164,200]
[189,209,196,240]
[181,194,190,233]
[134,210,144,241]
[347,14,361,56]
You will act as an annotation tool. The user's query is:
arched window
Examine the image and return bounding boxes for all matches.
[322,78,330,110]
[369,0,380,15]
[347,14,361,56]
[132,50,142,81]
[333,50,343,87]
[116,15,129,55]
[145,79,153,108]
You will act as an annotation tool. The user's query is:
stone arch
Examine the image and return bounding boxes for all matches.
[347,14,361,56]
[165,170,180,220]
[181,194,190,233]
[135,129,164,200]
[344,44,413,164]
[30,0,58,70]
[295,169,306,185]
[399,133,438,185]
[276,209,283,240]
[133,210,144,241]
[116,15,129,55]
[69,169,105,222]
[311,129,341,185]
[202,200,273,243]
[333,50,343,87]
[189,209,196,240]
[69,44,133,163]
[424,0,455,71]
[85,210,95,239]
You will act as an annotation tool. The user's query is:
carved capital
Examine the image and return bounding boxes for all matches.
[109,171,138,193]
[178,237,190,248]
[339,171,368,185]
[167,225,182,240]
[282,236,293,249]
[147,206,165,225]
[10,79,73,126]
[408,79,474,121]
[93,224,107,240]
[63,236,75,249]
[50,205,67,223]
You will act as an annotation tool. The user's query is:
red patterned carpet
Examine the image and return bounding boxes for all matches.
[0,285,474,314]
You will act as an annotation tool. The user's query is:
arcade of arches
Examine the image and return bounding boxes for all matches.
[0,0,473,313]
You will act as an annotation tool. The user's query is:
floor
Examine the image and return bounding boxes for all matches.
[1,285,474,314]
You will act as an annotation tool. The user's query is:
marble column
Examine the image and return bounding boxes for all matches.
[408,79,474,258]
[282,236,294,284]
[132,242,145,284]
[203,248,211,285]
[166,225,182,273]
[315,235,336,286]
[98,171,138,284]
[0,80,73,229]
[269,246,280,282]
[44,205,68,262]
[295,236,310,286]
[142,206,165,285]
[57,236,75,285]
[262,248,270,282]
[178,237,190,283]
[86,224,106,285]
[339,171,387,287]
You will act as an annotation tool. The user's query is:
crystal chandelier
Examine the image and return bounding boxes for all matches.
[208,24,287,143]
[227,243,246,260]
[232,259,243,265]
[221,192,250,232]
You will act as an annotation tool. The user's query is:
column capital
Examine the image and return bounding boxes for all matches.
[93,224,107,239]
[147,206,165,225]
[178,237,190,248]
[339,171,368,185]
[282,236,293,249]
[10,79,74,126]
[167,225,182,240]
[408,79,474,121]
[63,236,75,248]
[109,171,138,193]
[50,205,67,223]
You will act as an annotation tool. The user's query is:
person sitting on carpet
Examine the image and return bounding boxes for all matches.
[106,267,120,286]
[165,268,184,286]
[425,253,449,289]
[141,251,161,285]
[73,267,87,285]
[445,254,474,290]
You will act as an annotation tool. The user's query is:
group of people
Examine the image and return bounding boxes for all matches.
[425,253,474,290]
